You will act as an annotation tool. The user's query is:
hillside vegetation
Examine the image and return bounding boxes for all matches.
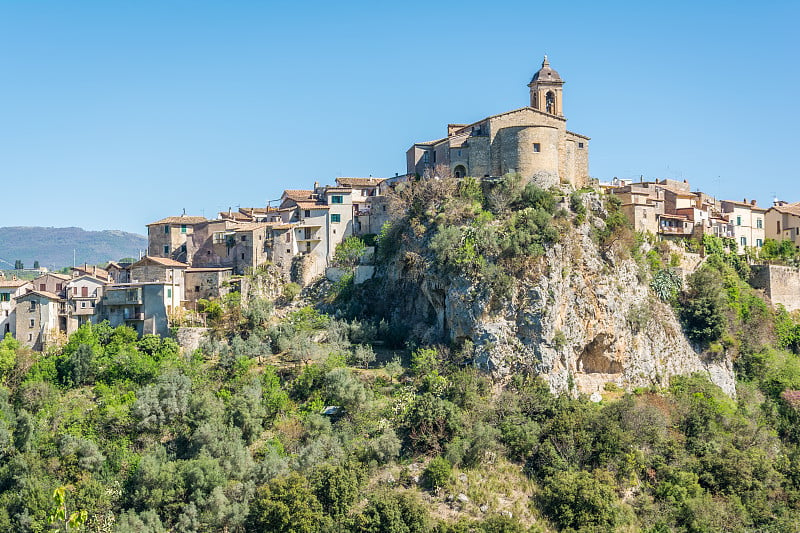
[2,177,800,531]
[0,227,146,269]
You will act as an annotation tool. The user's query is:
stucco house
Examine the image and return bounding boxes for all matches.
[64,275,106,333]
[0,277,32,337]
[100,282,177,337]
[766,201,800,247]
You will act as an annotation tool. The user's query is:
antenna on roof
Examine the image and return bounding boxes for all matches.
[182,208,186,216]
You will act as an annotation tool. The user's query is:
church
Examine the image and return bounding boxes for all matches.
[406,56,590,189]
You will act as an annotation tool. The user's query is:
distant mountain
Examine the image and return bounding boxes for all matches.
[0,227,147,270]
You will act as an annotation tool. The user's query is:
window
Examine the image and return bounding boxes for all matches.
[432,151,437,163]
[29,301,36,311]
[164,225,170,234]
[29,319,35,327]
[756,239,763,247]
[457,149,462,157]
[163,245,169,255]
[533,143,541,153]
[28,333,32,342]
[736,216,741,226]
[285,232,291,243]
[422,152,430,163]
[741,236,747,247]
[167,288,172,298]
[241,253,245,260]
[181,224,187,233]
[56,283,62,291]
[331,195,343,204]
[578,142,585,149]
[756,218,763,229]
[0,293,9,302]
[286,249,290,253]
[331,213,341,223]
[39,284,45,291]
[241,235,247,241]
[195,285,200,292]
[81,301,86,308]
[304,210,311,217]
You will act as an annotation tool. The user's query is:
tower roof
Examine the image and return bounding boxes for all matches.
[530,55,562,84]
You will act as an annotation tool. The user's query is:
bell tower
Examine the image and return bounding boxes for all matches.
[528,55,565,117]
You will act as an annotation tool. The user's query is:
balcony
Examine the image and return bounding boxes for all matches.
[104,288,143,305]
[125,312,145,321]
[658,226,692,235]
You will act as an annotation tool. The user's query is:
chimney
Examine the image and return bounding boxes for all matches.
[751,200,757,206]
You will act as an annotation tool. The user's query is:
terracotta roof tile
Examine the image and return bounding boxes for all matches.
[282,190,314,201]
[133,256,190,268]
[773,204,800,216]
[335,177,385,187]
[147,215,208,226]
[0,279,31,288]
[16,289,61,300]
[233,222,269,231]
[219,211,253,221]
[295,201,330,209]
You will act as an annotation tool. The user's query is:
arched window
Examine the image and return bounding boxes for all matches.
[546,91,555,114]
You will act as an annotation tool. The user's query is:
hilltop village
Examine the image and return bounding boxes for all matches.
[2,57,799,350]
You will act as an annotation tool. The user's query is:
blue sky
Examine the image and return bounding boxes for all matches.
[1,1,797,235]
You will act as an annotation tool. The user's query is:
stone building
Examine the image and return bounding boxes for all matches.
[407,56,590,188]
[146,215,208,261]
[184,267,233,302]
[15,290,61,350]
[185,219,271,275]
[31,272,69,297]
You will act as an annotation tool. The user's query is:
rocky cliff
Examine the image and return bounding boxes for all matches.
[372,213,735,397]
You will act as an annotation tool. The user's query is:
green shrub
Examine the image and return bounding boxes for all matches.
[539,470,625,531]
[679,267,726,346]
[247,473,329,533]
[333,236,367,268]
[422,456,451,491]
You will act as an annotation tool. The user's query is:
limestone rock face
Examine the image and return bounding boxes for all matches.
[382,223,735,397]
